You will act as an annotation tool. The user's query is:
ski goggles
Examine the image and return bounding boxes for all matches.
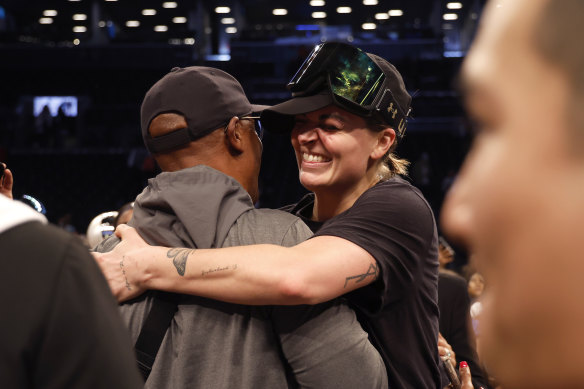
[287,42,410,134]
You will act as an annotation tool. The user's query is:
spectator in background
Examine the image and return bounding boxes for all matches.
[442,0,584,387]
[114,201,134,227]
[437,237,490,388]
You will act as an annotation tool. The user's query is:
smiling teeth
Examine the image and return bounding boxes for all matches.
[303,153,328,162]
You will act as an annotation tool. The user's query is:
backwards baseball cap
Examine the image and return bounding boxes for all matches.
[141,66,268,154]
[261,42,412,138]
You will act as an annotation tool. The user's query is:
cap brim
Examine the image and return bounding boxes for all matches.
[250,104,271,114]
[261,92,333,133]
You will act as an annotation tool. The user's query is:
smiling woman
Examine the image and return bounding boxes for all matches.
[94,42,442,389]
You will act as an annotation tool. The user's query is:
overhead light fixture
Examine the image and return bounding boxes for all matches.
[312,11,326,18]
[221,17,235,24]
[215,6,230,13]
[73,14,87,20]
[142,9,157,16]
[363,0,378,5]
[184,37,195,45]
[225,26,237,34]
[98,21,106,27]
[73,39,80,45]
[337,7,352,14]
[154,25,168,32]
[105,0,118,2]
[273,9,288,16]
[39,18,53,24]
[310,0,325,5]
[126,20,140,27]
[447,2,463,9]
[443,13,458,20]
[375,13,389,20]
[73,26,87,33]
[43,10,58,17]
[388,9,404,16]
[362,23,377,30]
[162,2,177,8]
[173,17,187,23]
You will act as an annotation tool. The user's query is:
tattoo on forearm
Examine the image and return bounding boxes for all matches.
[119,257,132,291]
[344,262,379,288]
[166,248,195,276]
[202,264,238,277]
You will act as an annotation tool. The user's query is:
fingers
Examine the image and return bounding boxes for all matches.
[459,361,474,389]
[1,164,14,200]
[114,223,131,238]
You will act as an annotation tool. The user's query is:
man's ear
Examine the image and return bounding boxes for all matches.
[370,127,396,160]
[224,116,245,153]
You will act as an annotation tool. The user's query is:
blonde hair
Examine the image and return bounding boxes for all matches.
[366,114,410,180]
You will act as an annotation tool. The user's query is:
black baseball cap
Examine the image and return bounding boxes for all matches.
[261,43,412,138]
[141,66,268,154]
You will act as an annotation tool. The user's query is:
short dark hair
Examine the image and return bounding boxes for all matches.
[534,0,584,144]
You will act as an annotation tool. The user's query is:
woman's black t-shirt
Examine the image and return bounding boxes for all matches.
[283,176,441,389]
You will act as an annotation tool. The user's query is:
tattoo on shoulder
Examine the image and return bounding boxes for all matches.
[344,262,379,288]
[166,248,195,276]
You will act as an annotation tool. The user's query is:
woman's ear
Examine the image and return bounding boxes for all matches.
[224,116,244,153]
[370,127,396,160]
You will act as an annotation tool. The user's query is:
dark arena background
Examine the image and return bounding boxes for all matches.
[0,0,484,261]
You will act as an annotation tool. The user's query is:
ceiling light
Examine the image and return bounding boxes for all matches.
[447,2,463,9]
[363,0,378,5]
[142,9,157,16]
[362,23,377,30]
[215,6,230,13]
[162,2,177,8]
[105,0,117,2]
[184,37,195,45]
[310,0,325,5]
[39,18,53,24]
[98,21,106,27]
[337,7,352,14]
[154,25,168,32]
[73,39,80,45]
[68,0,81,2]
[43,10,58,17]
[73,14,87,20]
[221,17,235,24]
[126,20,140,27]
[443,13,458,20]
[172,17,187,23]
[73,26,87,33]
[375,13,389,20]
[225,26,237,34]
[388,9,404,16]
[273,9,288,15]
[312,11,326,18]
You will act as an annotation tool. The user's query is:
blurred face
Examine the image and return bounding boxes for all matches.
[467,273,485,299]
[442,0,584,386]
[290,105,386,200]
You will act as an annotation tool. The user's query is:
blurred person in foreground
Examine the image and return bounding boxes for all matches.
[0,164,143,388]
[95,43,442,388]
[441,0,584,387]
[96,66,387,388]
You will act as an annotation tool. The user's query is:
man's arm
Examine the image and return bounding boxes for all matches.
[94,224,379,304]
